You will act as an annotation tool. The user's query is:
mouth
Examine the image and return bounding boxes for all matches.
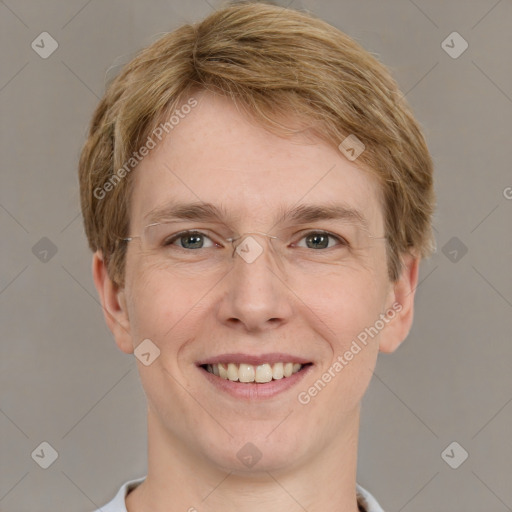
[200,361,312,383]
[196,355,314,400]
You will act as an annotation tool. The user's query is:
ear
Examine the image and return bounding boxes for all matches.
[92,250,134,354]
[378,252,420,354]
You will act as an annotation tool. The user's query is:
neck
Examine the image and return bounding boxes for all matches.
[126,405,362,512]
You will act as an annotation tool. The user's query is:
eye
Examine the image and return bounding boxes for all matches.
[164,230,217,249]
[295,231,349,250]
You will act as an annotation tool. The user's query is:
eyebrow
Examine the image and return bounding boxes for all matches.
[144,201,370,231]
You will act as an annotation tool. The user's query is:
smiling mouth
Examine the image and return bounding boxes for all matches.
[200,362,313,383]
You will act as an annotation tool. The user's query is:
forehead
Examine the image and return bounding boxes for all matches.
[130,91,384,234]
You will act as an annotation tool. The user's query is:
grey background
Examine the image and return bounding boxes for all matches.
[1,0,511,510]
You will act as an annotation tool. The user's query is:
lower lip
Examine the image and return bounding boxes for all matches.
[198,364,314,400]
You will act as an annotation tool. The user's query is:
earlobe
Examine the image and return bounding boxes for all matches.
[92,251,134,354]
[378,252,420,354]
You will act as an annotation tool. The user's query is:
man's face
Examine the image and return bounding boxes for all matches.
[108,91,407,472]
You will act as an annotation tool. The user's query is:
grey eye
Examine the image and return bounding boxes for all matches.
[296,231,348,249]
[165,231,216,249]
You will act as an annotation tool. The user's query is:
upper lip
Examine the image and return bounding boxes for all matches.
[196,352,313,366]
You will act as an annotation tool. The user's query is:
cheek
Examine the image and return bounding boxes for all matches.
[297,279,383,415]
[124,255,215,347]
[292,262,387,392]
[124,254,173,337]
[296,259,388,328]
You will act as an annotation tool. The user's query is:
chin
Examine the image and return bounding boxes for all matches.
[200,431,308,475]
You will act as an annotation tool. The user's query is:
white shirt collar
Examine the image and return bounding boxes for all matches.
[94,476,385,512]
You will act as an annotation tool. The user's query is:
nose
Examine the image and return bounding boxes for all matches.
[217,233,293,332]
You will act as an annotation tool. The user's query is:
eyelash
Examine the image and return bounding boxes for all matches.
[164,230,349,249]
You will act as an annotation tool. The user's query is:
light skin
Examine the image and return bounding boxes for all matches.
[93,90,419,512]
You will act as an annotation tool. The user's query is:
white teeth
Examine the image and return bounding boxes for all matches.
[227,363,239,381]
[238,364,255,382]
[205,362,305,382]
[272,362,284,380]
[218,363,228,379]
[255,363,273,383]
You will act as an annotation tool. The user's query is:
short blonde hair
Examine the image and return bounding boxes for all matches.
[78,1,436,286]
